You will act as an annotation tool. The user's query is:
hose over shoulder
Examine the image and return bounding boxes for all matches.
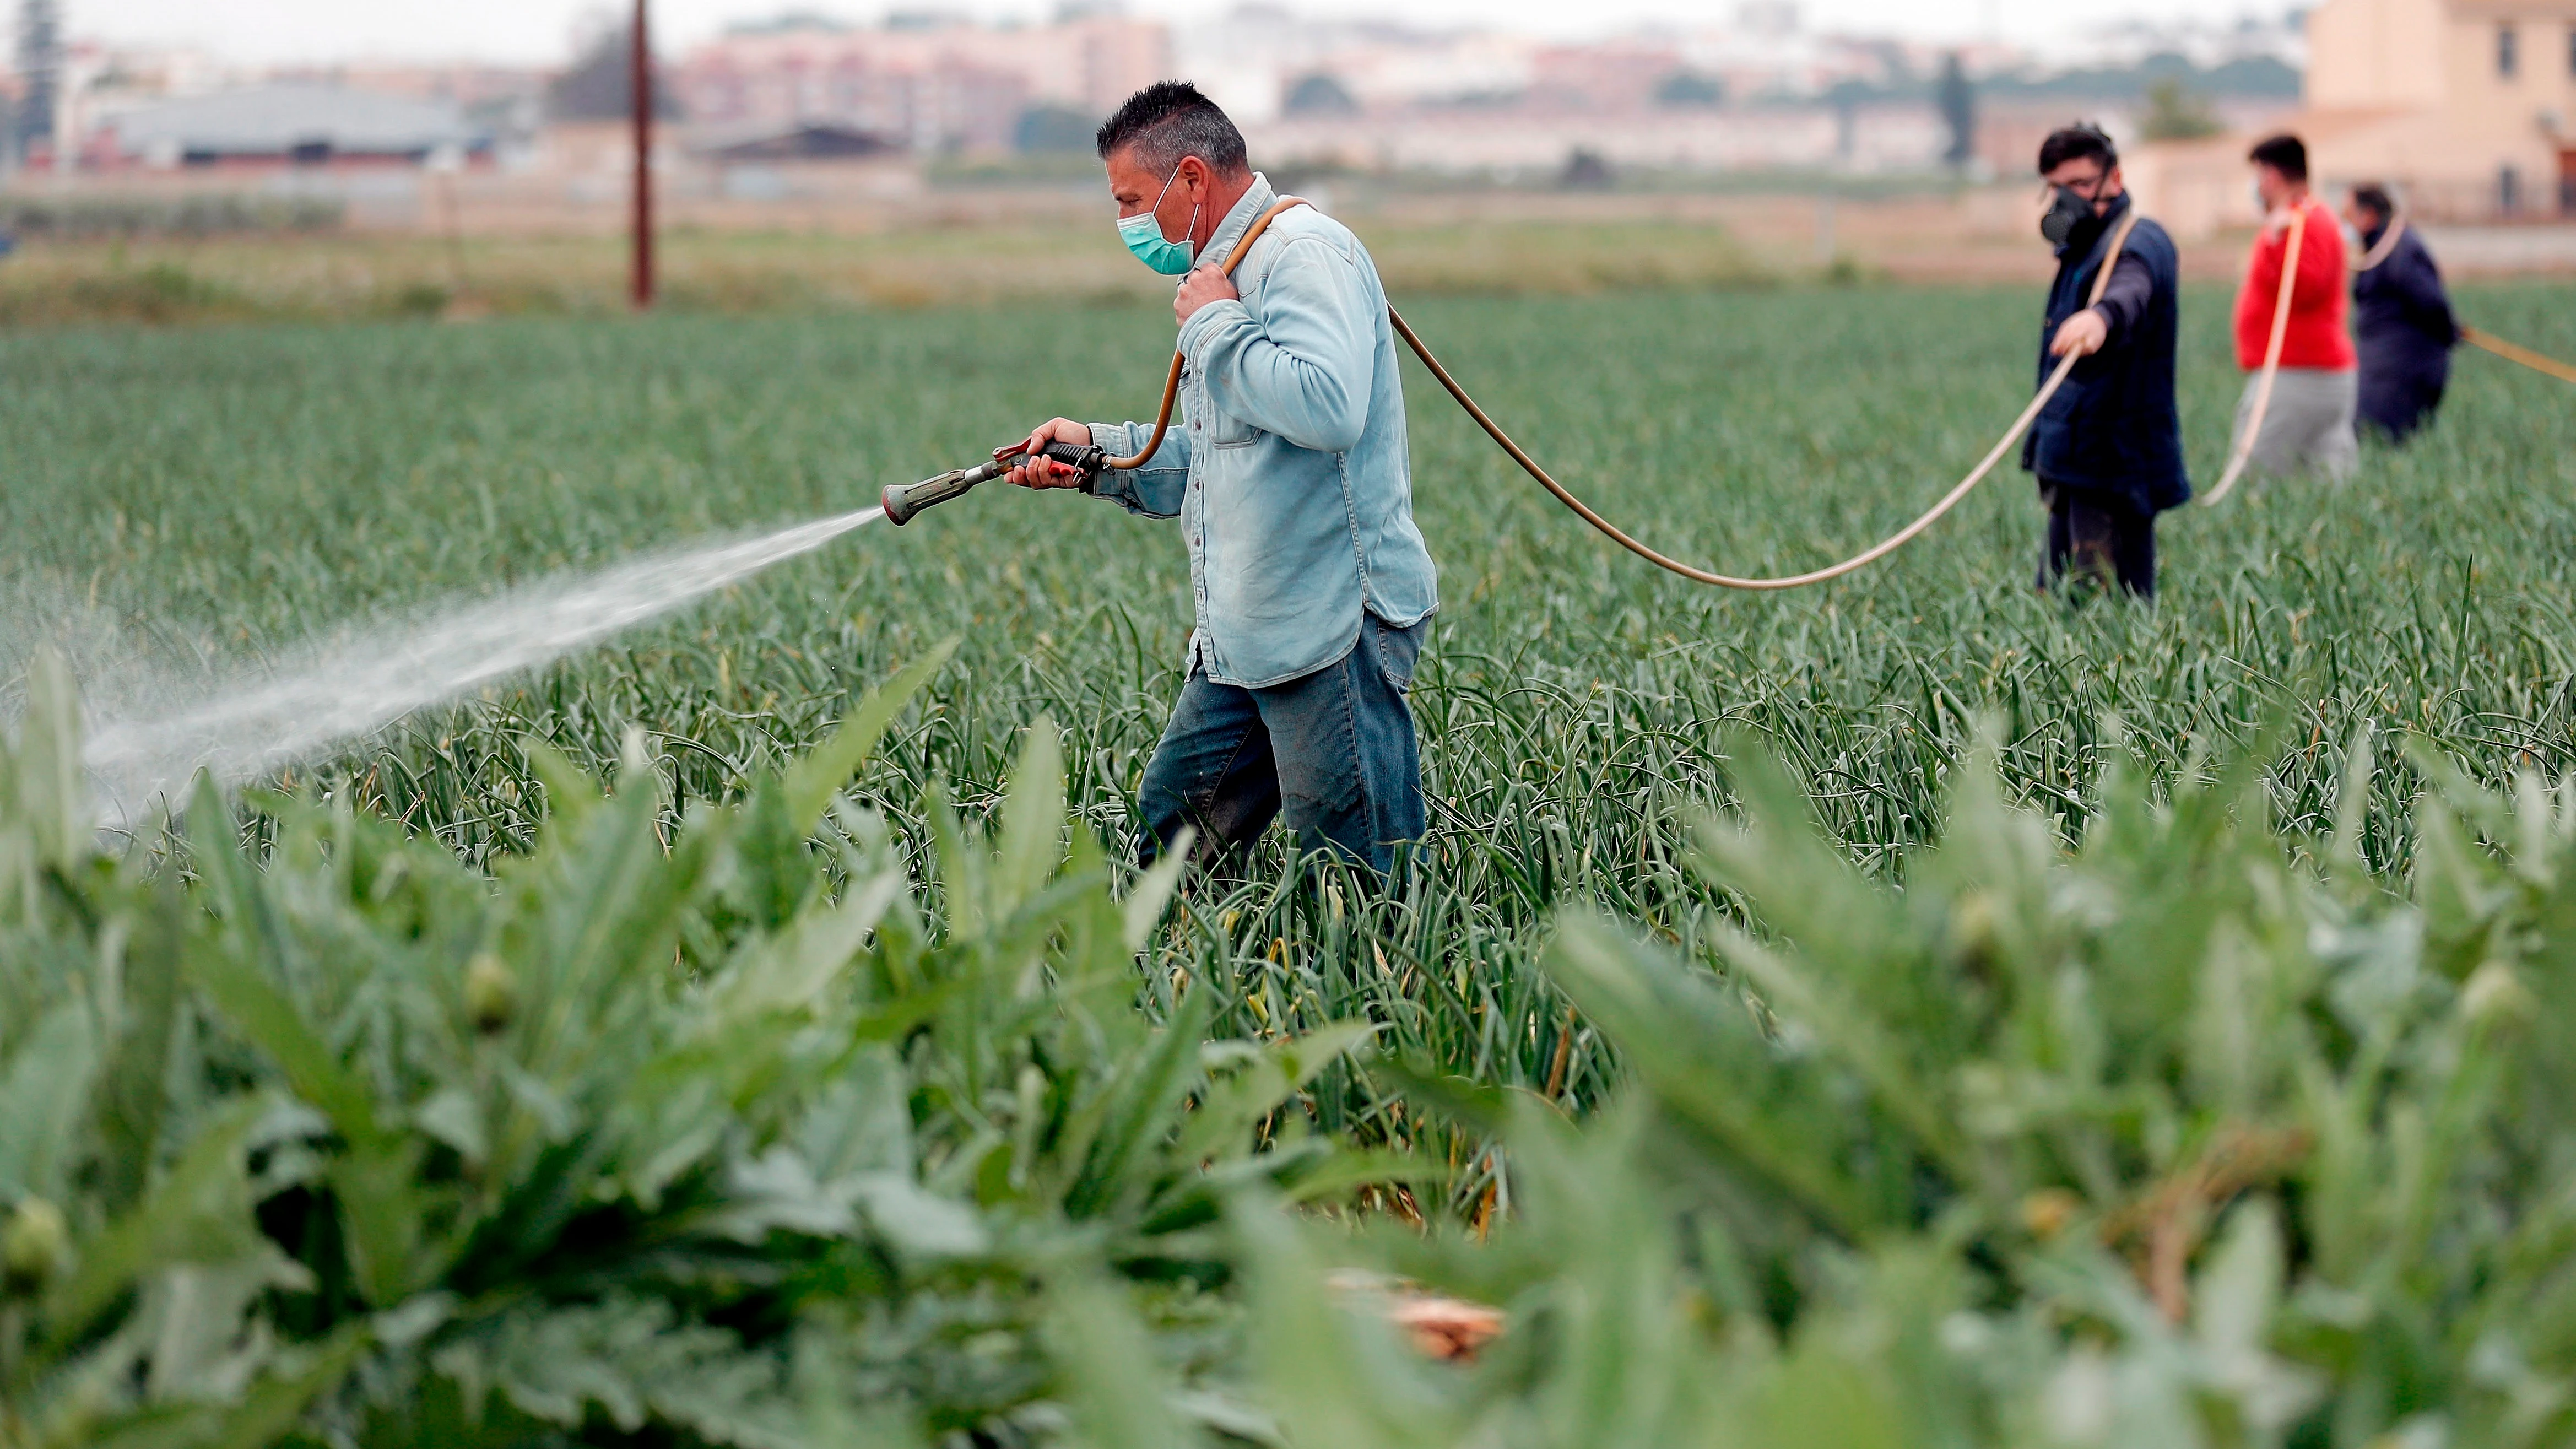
[1103,196,1317,471]
[1108,199,2141,592]
[2199,204,2308,507]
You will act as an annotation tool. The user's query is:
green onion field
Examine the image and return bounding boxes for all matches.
[5,279,2576,1446]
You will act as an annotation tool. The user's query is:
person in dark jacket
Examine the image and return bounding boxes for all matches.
[2020,124,2188,600]
[2345,182,2460,441]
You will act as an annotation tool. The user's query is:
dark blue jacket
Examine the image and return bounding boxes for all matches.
[2020,196,2190,515]
[2353,223,2458,438]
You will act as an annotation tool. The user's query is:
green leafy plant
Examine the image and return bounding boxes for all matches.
[0,647,1397,1447]
[1219,728,2576,1448]
[9,275,2576,1444]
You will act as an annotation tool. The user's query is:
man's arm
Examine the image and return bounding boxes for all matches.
[1178,238,1377,454]
[2245,222,2285,296]
[1086,419,1190,517]
[1005,416,1189,518]
[2052,250,2153,357]
[2397,246,2463,345]
[2090,251,2153,339]
[2291,205,2342,312]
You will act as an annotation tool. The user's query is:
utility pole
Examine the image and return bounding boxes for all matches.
[15,0,61,170]
[629,0,654,310]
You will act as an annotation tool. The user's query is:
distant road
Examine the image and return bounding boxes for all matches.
[2416,225,2576,276]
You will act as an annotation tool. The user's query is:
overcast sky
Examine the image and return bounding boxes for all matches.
[80,0,2283,67]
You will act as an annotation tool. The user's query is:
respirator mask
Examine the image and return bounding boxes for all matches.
[2039,186,2094,246]
[1117,163,1202,276]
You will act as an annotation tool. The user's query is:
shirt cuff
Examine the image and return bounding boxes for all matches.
[1084,422,1124,493]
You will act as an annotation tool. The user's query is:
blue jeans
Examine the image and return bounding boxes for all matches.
[1136,614,1427,876]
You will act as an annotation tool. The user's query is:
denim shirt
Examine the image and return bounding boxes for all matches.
[1086,175,1438,689]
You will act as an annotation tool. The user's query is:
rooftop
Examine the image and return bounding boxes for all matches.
[102,82,481,156]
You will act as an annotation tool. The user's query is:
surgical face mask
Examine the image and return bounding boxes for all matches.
[1117,164,1200,275]
[2038,185,2093,246]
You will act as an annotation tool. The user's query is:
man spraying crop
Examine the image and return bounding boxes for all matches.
[1004,81,1438,878]
[2020,124,2188,600]
[2230,134,2358,480]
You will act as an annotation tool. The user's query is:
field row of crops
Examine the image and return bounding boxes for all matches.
[2,279,2574,1443]
[13,282,2574,1088]
[0,219,1773,326]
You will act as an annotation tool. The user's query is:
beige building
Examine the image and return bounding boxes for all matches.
[2308,0,2576,214]
[2134,0,2576,232]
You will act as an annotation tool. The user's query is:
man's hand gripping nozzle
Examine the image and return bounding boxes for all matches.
[880,441,1107,526]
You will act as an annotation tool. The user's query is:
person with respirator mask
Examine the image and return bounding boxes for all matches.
[1003,81,1437,881]
[2018,124,2188,600]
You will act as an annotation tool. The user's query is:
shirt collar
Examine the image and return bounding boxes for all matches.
[1200,172,1276,269]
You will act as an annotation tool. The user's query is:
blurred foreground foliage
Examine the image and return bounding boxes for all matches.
[1,646,1394,1447]
[1289,723,2576,1449]
[6,647,2575,1447]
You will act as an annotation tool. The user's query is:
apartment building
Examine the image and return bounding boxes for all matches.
[2136,0,2576,229]
[2306,0,2576,213]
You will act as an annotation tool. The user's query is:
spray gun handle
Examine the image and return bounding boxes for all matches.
[989,439,1106,480]
[1037,441,1107,479]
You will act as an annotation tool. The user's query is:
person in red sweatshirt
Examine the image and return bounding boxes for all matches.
[2230,133,2358,480]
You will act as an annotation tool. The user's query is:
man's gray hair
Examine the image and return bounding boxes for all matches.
[1095,80,1251,177]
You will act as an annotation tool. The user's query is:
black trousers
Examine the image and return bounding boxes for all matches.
[2358,367,2447,442]
[2036,484,2155,599]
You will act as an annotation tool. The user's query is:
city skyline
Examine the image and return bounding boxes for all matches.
[74,0,2293,68]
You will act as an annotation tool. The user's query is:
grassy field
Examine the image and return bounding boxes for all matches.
[8,278,2576,1446]
[6,278,2576,1122]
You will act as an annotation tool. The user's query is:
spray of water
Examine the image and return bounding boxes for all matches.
[84,506,886,819]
